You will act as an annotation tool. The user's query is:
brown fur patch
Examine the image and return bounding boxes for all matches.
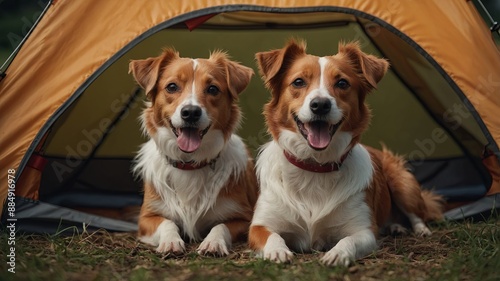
[255,39,442,238]
[257,40,389,148]
[130,48,253,140]
[366,145,444,234]
[138,182,166,237]
[131,48,257,247]
[248,225,272,250]
[219,157,259,242]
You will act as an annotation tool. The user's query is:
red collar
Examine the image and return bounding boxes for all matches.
[166,155,218,170]
[283,149,351,173]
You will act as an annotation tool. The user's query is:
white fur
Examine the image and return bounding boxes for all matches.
[190,59,199,104]
[261,233,294,263]
[407,213,432,237]
[252,138,377,265]
[134,131,249,241]
[320,229,376,266]
[278,129,353,164]
[319,57,328,90]
[170,97,210,130]
[253,55,377,263]
[197,223,232,256]
[140,219,185,253]
[393,197,432,237]
[192,58,198,71]
[297,57,343,125]
[169,58,211,131]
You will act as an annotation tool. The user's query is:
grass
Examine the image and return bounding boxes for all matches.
[0,219,499,281]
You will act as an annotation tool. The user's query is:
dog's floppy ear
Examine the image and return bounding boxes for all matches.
[226,61,254,98]
[338,42,389,89]
[256,39,306,89]
[129,48,179,98]
[210,51,254,98]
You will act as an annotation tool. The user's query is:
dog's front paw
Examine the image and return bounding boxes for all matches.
[197,224,231,257]
[138,220,186,255]
[197,238,229,256]
[263,247,294,263]
[321,248,353,267]
[157,236,186,254]
[390,223,409,236]
[262,233,293,263]
[413,223,432,237]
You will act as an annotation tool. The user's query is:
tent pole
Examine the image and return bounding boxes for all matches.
[0,0,53,75]
[476,0,500,35]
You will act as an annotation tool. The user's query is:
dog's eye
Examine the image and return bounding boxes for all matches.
[291,78,306,88]
[206,85,220,95]
[166,83,179,93]
[335,79,350,90]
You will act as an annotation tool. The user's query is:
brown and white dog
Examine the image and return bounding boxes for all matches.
[129,48,258,256]
[248,40,443,266]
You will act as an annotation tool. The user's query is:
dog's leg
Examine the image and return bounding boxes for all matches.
[390,194,433,237]
[389,187,432,237]
[380,148,437,237]
[321,229,376,267]
[406,213,432,237]
[249,225,293,263]
[138,182,186,254]
[197,219,251,256]
[263,233,294,263]
[139,216,185,254]
[197,223,232,256]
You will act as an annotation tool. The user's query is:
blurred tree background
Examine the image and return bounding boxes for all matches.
[0,0,498,68]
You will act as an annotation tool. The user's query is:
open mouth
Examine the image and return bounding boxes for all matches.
[169,120,211,153]
[294,115,342,151]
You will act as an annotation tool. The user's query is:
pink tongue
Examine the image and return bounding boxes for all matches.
[177,127,202,153]
[305,122,331,150]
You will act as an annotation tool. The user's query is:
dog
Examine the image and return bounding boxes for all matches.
[129,48,258,256]
[248,40,443,266]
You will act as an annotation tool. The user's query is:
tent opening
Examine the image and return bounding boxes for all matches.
[11,9,496,232]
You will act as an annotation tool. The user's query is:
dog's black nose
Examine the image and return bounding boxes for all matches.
[181,105,202,122]
[310,97,331,115]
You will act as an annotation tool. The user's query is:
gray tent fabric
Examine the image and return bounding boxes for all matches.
[14,197,138,234]
[444,194,500,221]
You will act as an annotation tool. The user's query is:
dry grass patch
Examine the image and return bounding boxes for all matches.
[1,219,499,281]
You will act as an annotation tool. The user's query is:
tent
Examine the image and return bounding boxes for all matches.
[1,0,499,233]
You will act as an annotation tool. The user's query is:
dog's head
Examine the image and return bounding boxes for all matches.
[130,48,254,155]
[256,40,388,157]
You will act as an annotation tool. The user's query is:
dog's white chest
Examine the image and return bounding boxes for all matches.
[149,167,224,240]
[254,141,374,250]
[135,135,248,241]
